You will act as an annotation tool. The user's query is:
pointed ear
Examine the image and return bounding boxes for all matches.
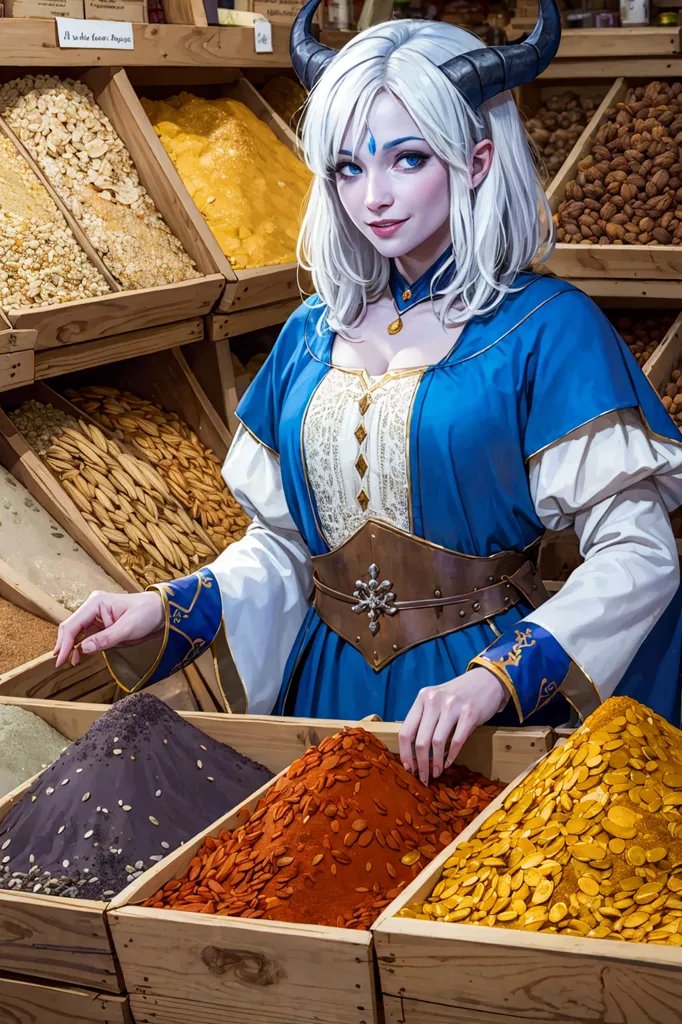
[468,139,495,189]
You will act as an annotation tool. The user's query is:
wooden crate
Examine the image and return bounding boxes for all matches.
[107,723,552,1024]
[83,0,146,18]
[373,752,682,1024]
[545,76,682,281]
[0,68,226,351]
[644,308,682,390]
[123,69,307,319]
[0,973,132,1024]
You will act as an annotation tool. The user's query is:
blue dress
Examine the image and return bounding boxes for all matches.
[133,267,682,726]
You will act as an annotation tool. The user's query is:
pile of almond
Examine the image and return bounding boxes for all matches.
[555,80,682,246]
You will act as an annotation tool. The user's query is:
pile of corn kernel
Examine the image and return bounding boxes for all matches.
[399,697,682,946]
[141,92,311,270]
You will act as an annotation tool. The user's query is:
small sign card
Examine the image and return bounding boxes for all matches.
[254,19,273,53]
[56,16,134,48]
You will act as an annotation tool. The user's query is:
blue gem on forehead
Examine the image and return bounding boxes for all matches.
[368,132,377,156]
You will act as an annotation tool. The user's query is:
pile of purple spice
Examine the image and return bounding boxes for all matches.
[0,693,272,901]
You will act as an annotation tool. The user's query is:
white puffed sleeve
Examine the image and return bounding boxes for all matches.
[526,408,682,700]
[212,425,313,714]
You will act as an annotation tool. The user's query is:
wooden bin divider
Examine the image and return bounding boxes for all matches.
[643,308,682,388]
[372,751,682,1024]
[0,974,133,1024]
[106,720,553,1024]
[544,76,682,282]
[0,553,115,708]
[0,68,226,351]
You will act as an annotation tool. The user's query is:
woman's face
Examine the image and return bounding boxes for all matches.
[334,90,451,260]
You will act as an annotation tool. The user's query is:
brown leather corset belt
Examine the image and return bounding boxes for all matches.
[312,520,548,671]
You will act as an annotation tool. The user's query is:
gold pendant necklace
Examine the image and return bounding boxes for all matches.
[387,287,411,336]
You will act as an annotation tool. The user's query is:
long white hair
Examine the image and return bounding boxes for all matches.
[296,19,554,331]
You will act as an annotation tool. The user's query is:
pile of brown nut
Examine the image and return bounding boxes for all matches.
[555,80,682,246]
[611,314,676,367]
[525,90,601,183]
[661,369,682,430]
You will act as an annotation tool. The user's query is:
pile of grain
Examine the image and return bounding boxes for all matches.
[67,385,249,550]
[0,704,67,799]
[0,693,272,901]
[0,134,109,312]
[0,75,199,289]
[0,597,58,674]
[260,76,307,130]
[0,463,121,612]
[9,399,215,587]
[400,697,682,947]
[141,91,311,269]
[145,727,504,929]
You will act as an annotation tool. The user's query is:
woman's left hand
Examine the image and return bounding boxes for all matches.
[399,668,509,784]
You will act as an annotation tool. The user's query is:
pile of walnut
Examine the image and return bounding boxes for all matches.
[555,80,682,246]
[662,368,682,429]
[525,90,601,184]
[612,314,675,367]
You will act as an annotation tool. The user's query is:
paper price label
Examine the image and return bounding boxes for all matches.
[57,17,134,48]
[254,19,273,53]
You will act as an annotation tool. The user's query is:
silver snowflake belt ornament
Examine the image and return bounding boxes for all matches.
[351,563,398,635]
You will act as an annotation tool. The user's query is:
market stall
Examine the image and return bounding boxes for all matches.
[0,7,679,1024]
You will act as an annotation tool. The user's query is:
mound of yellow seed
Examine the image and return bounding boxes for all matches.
[399,697,682,946]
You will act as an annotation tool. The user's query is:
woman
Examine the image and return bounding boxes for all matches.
[54,1,682,783]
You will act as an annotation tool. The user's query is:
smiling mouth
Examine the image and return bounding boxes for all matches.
[367,218,409,237]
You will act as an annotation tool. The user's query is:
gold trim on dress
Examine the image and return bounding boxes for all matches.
[235,416,280,460]
[469,654,523,721]
[300,371,332,547]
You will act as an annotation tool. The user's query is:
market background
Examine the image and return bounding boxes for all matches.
[0,1,679,1022]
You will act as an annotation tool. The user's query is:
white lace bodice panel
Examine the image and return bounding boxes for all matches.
[302,366,423,549]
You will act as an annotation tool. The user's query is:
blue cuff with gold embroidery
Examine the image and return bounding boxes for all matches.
[469,622,601,723]
[104,567,223,693]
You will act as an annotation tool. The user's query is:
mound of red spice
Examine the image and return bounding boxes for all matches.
[145,727,505,929]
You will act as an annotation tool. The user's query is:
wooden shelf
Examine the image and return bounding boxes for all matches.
[0,20,294,66]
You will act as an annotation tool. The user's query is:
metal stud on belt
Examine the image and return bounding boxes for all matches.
[351,563,397,635]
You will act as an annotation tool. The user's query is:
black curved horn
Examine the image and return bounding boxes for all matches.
[438,0,561,109]
[290,0,339,90]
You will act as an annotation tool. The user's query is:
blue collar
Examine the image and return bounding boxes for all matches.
[388,245,455,314]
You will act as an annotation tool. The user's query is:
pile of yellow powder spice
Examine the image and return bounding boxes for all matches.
[399,697,682,946]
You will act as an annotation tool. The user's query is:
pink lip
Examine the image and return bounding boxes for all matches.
[367,218,408,238]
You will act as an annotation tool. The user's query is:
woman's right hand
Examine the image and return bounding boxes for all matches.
[53,591,165,668]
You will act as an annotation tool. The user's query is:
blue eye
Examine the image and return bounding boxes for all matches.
[336,162,363,178]
[398,152,429,170]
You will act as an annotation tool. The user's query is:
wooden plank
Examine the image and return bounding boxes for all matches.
[545,76,625,210]
[207,296,299,340]
[0,351,34,392]
[0,404,136,592]
[107,67,236,313]
[644,309,682,391]
[12,277,221,350]
[233,75,299,152]
[0,554,70,625]
[0,21,296,68]
[0,975,131,1024]
[230,264,304,313]
[556,26,681,58]
[383,994,501,1023]
[0,652,113,703]
[570,278,682,302]
[182,337,240,436]
[541,58,682,80]
[34,318,204,379]
[0,328,37,356]
[85,68,229,287]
